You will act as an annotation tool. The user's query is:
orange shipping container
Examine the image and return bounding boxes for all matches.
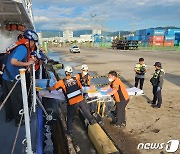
[149,36,164,42]
[163,41,174,47]
[150,42,163,47]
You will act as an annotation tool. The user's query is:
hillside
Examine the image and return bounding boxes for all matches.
[37,26,180,38]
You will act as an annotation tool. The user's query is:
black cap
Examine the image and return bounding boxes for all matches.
[154,62,161,67]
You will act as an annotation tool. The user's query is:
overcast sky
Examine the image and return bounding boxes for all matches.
[32,0,180,32]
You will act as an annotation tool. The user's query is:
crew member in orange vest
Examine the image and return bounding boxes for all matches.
[47,66,95,135]
[101,71,129,128]
[76,64,91,87]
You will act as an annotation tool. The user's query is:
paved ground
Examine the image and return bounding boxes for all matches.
[51,47,180,154]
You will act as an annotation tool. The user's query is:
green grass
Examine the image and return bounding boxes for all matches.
[138,45,180,51]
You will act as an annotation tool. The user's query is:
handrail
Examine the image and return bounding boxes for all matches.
[19,68,33,154]
[10,67,35,154]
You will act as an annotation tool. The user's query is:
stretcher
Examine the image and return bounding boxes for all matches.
[36,79,143,119]
[38,89,66,102]
[126,87,144,96]
[85,87,143,123]
[84,88,115,119]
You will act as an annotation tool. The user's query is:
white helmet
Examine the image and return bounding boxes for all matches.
[81,64,88,71]
[65,66,73,73]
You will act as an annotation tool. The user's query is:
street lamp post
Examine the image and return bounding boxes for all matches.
[90,14,96,47]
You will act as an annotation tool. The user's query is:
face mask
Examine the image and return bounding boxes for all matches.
[108,78,113,82]
[83,72,88,75]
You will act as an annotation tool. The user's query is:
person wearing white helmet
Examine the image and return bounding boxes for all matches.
[47,66,96,135]
[76,64,91,87]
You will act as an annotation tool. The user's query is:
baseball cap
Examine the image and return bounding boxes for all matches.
[154,62,161,67]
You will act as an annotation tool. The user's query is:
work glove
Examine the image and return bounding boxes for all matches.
[157,86,161,92]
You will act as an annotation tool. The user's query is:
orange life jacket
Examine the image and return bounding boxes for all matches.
[6,37,36,60]
[6,37,40,71]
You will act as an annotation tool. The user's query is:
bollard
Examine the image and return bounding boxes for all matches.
[19,69,33,154]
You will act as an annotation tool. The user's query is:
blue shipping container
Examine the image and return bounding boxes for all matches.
[134,36,139,41]
[135,29,146,36]
[141,35,150,41]
[126,36,140,41]
[175,33,180,41]
[126,36,133,41]
[105,37,111,42]
[145,28,154,36]
[164,35,175,41]
[174,40,179,46]
[165,29,180,35]
[94,35,102,43]
[153,29,165,36]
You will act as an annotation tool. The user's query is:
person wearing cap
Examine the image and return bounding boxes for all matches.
[2,29,38,126]
[76,64,91,87]
[46,66,95,135]
[150,62,165,108]
[101,71,129,128]
[134,58,147,90]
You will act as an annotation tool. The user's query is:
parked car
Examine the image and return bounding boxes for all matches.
[69,45,80,53]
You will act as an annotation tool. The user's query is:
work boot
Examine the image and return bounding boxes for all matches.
[153,105,160,109]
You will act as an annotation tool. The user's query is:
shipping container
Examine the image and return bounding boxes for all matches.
[135,29,146,36]
[126,36,132,41]
[175,33,180,41]
[94,34,102,43]
[164,35,175,41]
[153,29,165,36]
[126,36,143,41]
[150,42,163,46]
[137,35,143,41]
[163,41,174,47]
[174,40,179,46]
[105,37,111,42]
[165,29,180,35]
[149,36,164,42]
[145,28,154,36]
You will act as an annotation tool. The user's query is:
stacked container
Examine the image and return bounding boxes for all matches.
[163,29,180,46]
[127,28,180,47]
[175,33,180,46]
[146,29,165,46]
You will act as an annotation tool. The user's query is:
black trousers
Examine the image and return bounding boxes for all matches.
[135,77,144,90]
[153,86,162,108]
[116,100,129,125]
[3,79,23,121]
[67,100,93,132]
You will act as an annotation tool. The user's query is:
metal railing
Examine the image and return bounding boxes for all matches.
[0,65,36,154]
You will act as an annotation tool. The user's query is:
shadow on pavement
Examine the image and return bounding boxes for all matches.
[164,73,180,87]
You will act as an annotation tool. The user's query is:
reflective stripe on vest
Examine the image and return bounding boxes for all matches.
[67,89,82,99]
[64,77,82,100]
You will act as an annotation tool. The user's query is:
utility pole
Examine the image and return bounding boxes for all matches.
[131,17,135,36]
[90,13,96,35]
[119,31,121,40]
[90,14,96,47]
